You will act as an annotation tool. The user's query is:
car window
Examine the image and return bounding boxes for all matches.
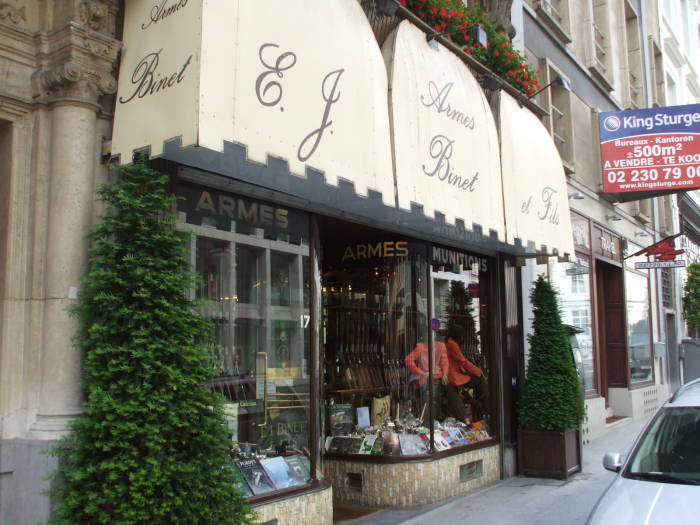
[626,407,700,482]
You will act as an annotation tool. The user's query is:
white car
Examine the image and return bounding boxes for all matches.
[586,379,700,525]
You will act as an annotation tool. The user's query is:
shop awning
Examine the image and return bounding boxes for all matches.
[498,91,575,259]
[112,0,395,206]
[382,21,505,241]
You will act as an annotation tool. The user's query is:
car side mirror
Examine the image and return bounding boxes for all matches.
[603,452,624,473]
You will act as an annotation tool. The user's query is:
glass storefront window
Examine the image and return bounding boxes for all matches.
[431,259,491,428]
[550,257,596,393]
[321,235,494,457]
[180,183,312,498]
[626,270,652,383]
[323,239,430,456]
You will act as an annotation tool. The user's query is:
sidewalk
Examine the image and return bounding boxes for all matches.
[343,416,650,525]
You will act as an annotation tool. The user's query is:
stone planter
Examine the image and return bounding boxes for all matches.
[517,428,581,479]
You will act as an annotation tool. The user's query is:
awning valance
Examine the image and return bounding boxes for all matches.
[383,21,505,240]
[498,91,575,259]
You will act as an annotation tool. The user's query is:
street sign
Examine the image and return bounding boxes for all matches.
[634,260,686,269]
[599,104,700,195]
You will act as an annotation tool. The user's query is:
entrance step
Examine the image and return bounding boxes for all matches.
[605,415,632,428]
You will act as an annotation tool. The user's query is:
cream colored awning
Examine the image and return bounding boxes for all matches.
[382,21,505,240]
[112,0,395,206]
[498,91,575,259]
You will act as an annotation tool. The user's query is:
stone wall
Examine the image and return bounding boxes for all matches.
[253,484,333,525]
[325,444,500,508]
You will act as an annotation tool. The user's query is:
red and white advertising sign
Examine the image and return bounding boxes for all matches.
[599,104,700,194]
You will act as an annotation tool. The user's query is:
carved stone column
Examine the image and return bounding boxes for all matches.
[30,6,120,436]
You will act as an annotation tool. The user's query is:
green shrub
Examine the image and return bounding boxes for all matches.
[402,0,541,95]
[519,275,584,431]
[49,159,254,524]
[683,262,700,338]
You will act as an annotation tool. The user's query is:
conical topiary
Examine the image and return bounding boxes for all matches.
[519,275,584,431]
[49,159,254,524]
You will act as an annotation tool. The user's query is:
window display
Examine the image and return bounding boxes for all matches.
[321,232,493,457]
[431,246,492,431]
[178,181,312,497]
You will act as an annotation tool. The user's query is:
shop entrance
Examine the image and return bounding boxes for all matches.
[595,260,627,405]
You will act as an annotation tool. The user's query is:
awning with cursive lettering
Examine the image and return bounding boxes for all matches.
[497,91,575,259]
[112,0,395,206]
[382,21,505,240]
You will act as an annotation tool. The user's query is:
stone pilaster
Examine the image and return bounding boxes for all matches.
[29,3,120,437]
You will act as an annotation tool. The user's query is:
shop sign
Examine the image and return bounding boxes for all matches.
[431,245,488,272]
[341,241,409,262]
[599,104,700,194]
[593,227,622,261]
[383,21,505,236]
[498,92,575,258]
[324,236,423,266]
[113,0,395,205]
[176,181,308,239]
[634,260,685,269]
[628,233,685,270]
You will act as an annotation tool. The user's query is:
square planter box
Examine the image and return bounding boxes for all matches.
[518,428,581,479]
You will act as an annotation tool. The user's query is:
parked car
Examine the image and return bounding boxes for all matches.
[586,379,700,524]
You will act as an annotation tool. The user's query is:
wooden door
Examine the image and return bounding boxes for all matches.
[596,261,627,403]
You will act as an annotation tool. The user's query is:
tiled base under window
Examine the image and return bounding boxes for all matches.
[252,484,333,525]
[325,444,500,507]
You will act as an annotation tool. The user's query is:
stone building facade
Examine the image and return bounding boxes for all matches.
[0,2,120,523]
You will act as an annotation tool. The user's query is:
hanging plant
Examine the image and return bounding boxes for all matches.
[401,0,541,96]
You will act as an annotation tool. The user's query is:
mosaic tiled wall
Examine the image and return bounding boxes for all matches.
[253,485,333,525]
[325,444,500,507]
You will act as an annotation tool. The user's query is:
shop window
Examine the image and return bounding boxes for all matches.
[179,181,312,498]
[431,259,491,429]
[321,225,494,458]
[323,238,432,456]
[625,251,653,384]
[550,257,596,393]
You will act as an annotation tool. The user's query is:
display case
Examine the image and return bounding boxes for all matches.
[320,229,495,460]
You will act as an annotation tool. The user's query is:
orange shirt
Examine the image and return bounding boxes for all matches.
[405,341,449,388]
[445,337,483,386]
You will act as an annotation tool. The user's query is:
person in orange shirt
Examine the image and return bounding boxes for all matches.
[445,325,483,389]
[405,339,449,389]
[405,338,449,421]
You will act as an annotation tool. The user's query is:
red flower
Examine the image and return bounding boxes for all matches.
[400,0,406,5]
[508,70,515,77]
[493,50,500,57]
[501,42,508,49]
[430,4,437,14]
[434,24,441,31]
[465,47,472,55]
[439,7,446,16]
